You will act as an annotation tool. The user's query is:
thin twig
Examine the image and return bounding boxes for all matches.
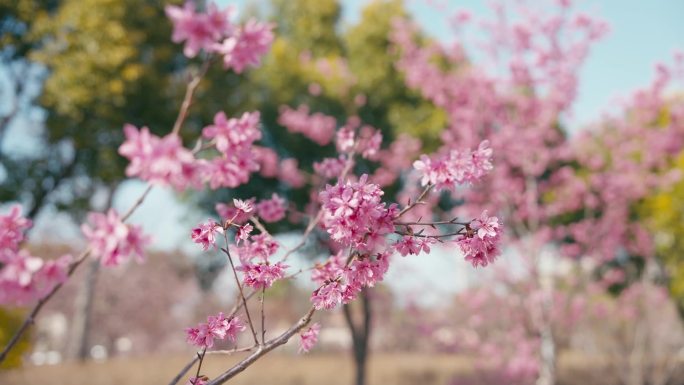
[249,216,270,236]
[395,218,469,226]
[206,308,316,385]
[260,287,266,344]
[396,183,434,219]
[205,345,258,356]
[394,230,465,238]
[221,233,259,346]
[172,59,212,136]
[191,348,207,384]
[167,355,200,385]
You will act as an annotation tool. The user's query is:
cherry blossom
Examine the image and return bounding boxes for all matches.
[237,261,288,289]
[81,209,151,267]
[191,220,224,250]
[298,323,321,353]
[165,1,233,58]
[119,125,201,190]
[214,19,274,73]
[278,105,336,145]
[256,194,286,223]
[185,312,245,348]
[0,205,31,261]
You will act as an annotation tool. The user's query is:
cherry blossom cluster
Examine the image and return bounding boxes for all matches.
[455,211,503,267]
[298,323,321,353]
[335,117,382,160]
[119,124,201,190]
[310,250,391,310]
[413,140,493,190]
[277,105,337,146]
[165,1,273,72]
[319,174,398,252]
[190,220,224,251]
[191,199,289,290]
[0,206,71,305]
[81,209,151,267]
[119,110,263,191]
[201,111,262,189]
[255,194,286,223]
[185,312,245,349]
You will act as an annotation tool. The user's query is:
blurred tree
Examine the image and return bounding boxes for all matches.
[0,0,203,220]
[638,151,684,315]
[0,309,30,369]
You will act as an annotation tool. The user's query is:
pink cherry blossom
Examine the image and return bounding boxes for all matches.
[216,199,255,225]
[455,213,503,268]
[278,158,307,188]
[298,323,321,353]
[311,280,346,310]
[335,125,355,153]
[81,209,151,267]
[412,140,494,190]
[0,252,73,305]
[198,111,262,189]
[233,198,254,215]
[278,105,336,146]
[346,257,384,288]
[187,376,208,385]
[185,312,245,348]
[311,251,346,286]
[359,127,382,160]
[256,194,286,223]
[313,157,347,180]
[202,111,262,155]
[472,210,501,239]
[232,233,279,264]
[213,19,274,73]
[237,261,288,289]
[118,124,201,190]
[0,205,32,262]
[319,175,394,252]
[191,220,224,250]
[236,224,253,244]
[394,235,435,257]
[165,1,233,58]
[253,146,279,178]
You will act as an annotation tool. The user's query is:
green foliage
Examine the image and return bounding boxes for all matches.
[32,0,184,183]
[638,152,684,314]
[344,0,445,150]
[0,309,30,369]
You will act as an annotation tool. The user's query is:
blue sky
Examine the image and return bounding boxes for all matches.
[398,0,684,126]
[227,0,684,126]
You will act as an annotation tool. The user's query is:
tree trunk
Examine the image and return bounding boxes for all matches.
[342,288,372,385]
[537,310,556,385]
[68,259,100,361]
[68,183,116,361]
[536,257,556,385]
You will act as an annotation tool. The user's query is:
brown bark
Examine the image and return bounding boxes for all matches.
[343,288,372,385]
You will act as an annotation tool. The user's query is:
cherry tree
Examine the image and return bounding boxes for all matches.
[0,3,504,384]
[390,1,684,384]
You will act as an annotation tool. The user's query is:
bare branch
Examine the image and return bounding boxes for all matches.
[206,308,315,385]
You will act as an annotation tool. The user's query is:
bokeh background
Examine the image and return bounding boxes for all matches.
[1,0,684,384]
